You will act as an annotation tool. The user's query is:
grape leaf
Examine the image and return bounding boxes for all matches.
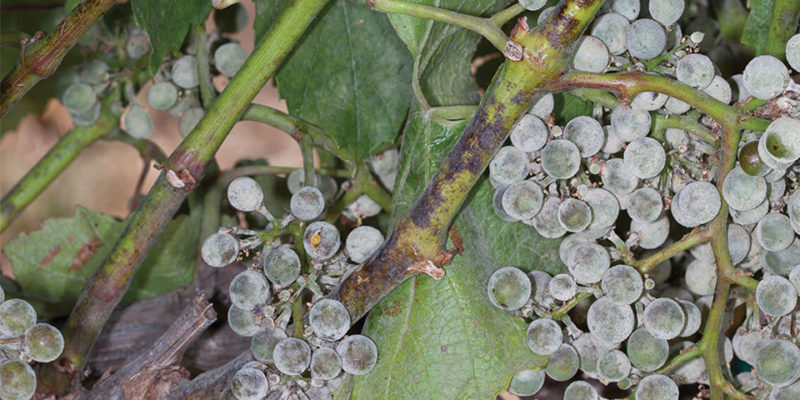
[3,207,199,315]
[130,0,211,74]
[352,104,561,399]
[259,0,412,162]
[741,0,800,57]
[387,0,506,106]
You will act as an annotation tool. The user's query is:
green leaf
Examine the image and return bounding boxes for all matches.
[553,92,594,125]
[4,207,199,315]
[269,0,413,161]
[741,0,799,56]
[387,0,506,106]
[353,106,560,400]
[130,0,211,74]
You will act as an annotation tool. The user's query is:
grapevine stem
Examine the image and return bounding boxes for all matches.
[0,106,117,233]
[488,3,526,27]
[365,0,509,51]
[0,0,116,118]
[626,228,710,274]
[656,344,702,377]
[195,23,218,109]
[41,0,331,393]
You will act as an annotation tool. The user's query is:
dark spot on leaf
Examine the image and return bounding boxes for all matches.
[66,235,75,243]
[70,237,102,272]
[39,245,61,267]
[441,345,447,352]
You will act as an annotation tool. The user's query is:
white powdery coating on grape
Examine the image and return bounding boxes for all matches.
[541,140,581,179]
[250,328,286,364]
[702,75,732,104]
[519,0,547,11]
[303,221,341,261]
[565,116,605,157]
[624,137,666,179]
[583,188,619,229]
[231,367,269,400]
[23,322,64,363]
[502,180,544,221]
[566,243,610,284]
[564,381,598,400]
[336,335,378,375]
[722,166,767,211]
[201,232,239,268]
[743,55,789,100]
[685,259,717,296]
[526,318,563,355]
[0,299,36,339]
[147,82,178,110]
[626,186,663,223]
[548,273,577,302]
[573,333,602,377]
[676,54,715,88]
[649,0,684,26]
[487,267,532,311]
[756,339,800,387]
[227,177,264,212]
[671,181,720,227]
[546,344,580,382]
[536,6,558,25]
[529,93,554,118]
[678,300,701,337]
[71,101,101,126]
[601,265,643,305]
[309,299,351,341]
[0,360,36,400]
[627,328,669,371]
[344,194,382,220]
[665,96,691,114]
[587,297,634,346]
[508,369,545,396]
[733,328,770,366]
[762,117,800,164]
[528,270,554,307]
[631,91,668,111]
[310,347,342,380]
[787,34,800,72]
[643,298,686,340]
[230,270,270,310]
[558,198,593,233]
[510,114,548,152]
[756,275,798,317]
[591,13,629,55]
[611,0,640,20]
[730,199,768,226]
[790,266,800,294]
[290,186,325,221]
[610,105,651,142]
[215,42,248,77]
[171,55,200,89]
[755,213,795,252]
[489,146,529,187]
[122,106,154,139]
[573,36,610,73]
[345,225,384,264]
[727,223,751,265]
[274,338,312,376]
[602,125,625,153]
[262,245,301,287]
[228,305,260,337]
[178,107,205,137]
[597,349,631,382]
[625,19,666,60]
[636,374,679,400]
[601,158,639,195]
[531,197,567,239]
[62,83,97,114]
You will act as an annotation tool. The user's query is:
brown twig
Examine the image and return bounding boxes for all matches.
[74,291,216,400]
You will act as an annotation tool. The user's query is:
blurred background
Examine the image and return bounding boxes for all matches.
[0,1,301,277]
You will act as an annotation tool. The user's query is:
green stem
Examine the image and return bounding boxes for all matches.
[551,292,592,320]
[44,0,330,392]
[653,114,718,147]
[0,109,117,233]
[242,104,349,162]
[0,0,116,117]
[366,0,509,51]
[489,3,525,27]
[628,228,710,274]
[300,140,316,188]
[657,345,702,377]
[330,0,607,322]
[195,24,217,108]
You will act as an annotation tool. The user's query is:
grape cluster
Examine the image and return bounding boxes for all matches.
[491,1,800,398]
[201,150,397,399]
[53,3,255,140]
[0,287,65,400]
